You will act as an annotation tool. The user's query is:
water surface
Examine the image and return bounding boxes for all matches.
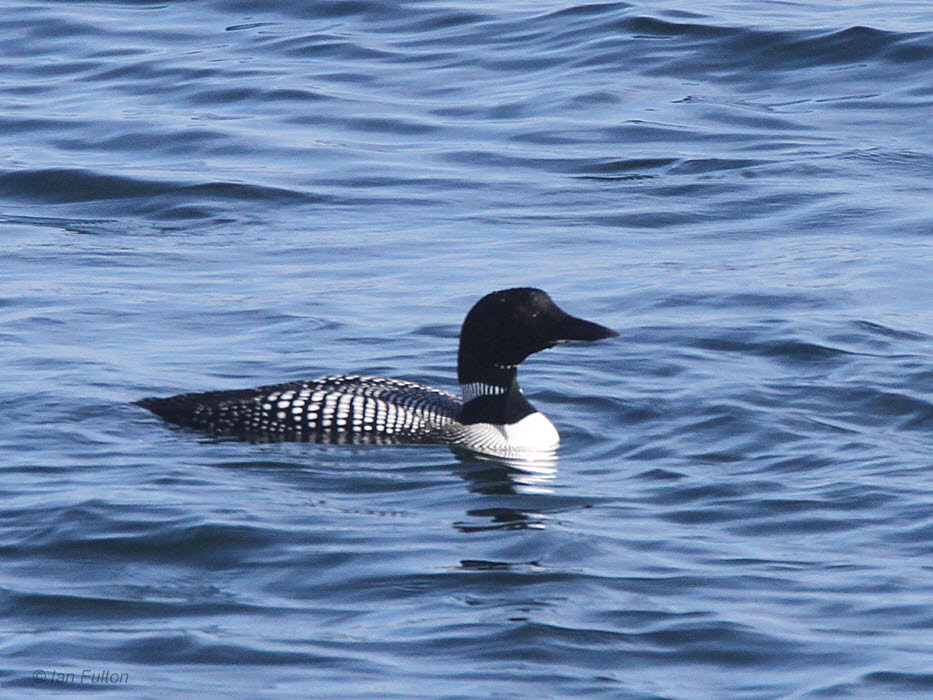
[3,1,933,697]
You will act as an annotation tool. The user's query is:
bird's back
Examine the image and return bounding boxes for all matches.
[135,375,463,444]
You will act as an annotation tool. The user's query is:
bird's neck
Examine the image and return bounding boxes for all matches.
[459,373,536,425]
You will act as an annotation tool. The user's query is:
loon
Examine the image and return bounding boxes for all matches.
[135,288,617,459]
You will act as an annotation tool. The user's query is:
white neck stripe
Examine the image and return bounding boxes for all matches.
[460,382,507,403]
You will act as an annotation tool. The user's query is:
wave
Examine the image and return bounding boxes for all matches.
[0,168,321,206]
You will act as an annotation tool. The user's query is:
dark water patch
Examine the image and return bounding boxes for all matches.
[853,320,928,342]
[459,559,540,571]
[150,205,221,222]
[746,339,849,364]
[657,292,828,311]
[0,116,96,136]
[842,148,933,179]
[112,632,367,668]
[538,2,633,22]
[761,454,840,474]
[648,293,787,311]
[575,157,678,174]
[859,603,933,628]
[601,120,696,143]
[608,16,933,92]
[828,321,930,352]
[731,516,870,536]
[890,34,933,63]
[881,523,933,555]
[691,332,854,366]
[5,513,278,568]
[625,15,732,40]
[636,468,687,481]
[266,87,329,102]
[225,21,280,32]
[631,620,833,667]
[677,104,812,134]
[313,174,467,191]
[661,506,746,525]
[181,181,317,204]
[861,671,933,691]
[54,128,230,155]
[668,158,765,175]
[586,210,706,229]
[0,15,101,57]
[342,116,441,135]
[0,168,321,208]
[442,149,599,174]
[647,469,901,529]
[0,213,150,238]
[455,510,548,533]
[3,590,251,622]
[567,394,662,427]
[87,62,223,90]
[770,384,933,432]
[649,481,768,506]
[0,169,173,204]
[673,402,801,457]
[780,26,928,67]
[624,445,676,462]
[594,607,707,632]
[260,33,400,62]
[389,9,491,34]
[216,0,407,22]
[335,614,831,671]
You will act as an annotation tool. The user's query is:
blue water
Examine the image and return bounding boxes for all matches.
[3,1,933,697]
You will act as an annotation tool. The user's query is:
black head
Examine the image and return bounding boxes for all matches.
[457,288,617,385]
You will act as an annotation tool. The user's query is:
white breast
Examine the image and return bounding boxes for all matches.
[503,412,560,449]
[453,411,560,459]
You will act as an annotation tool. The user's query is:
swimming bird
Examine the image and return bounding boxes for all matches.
[135,288,617,459]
